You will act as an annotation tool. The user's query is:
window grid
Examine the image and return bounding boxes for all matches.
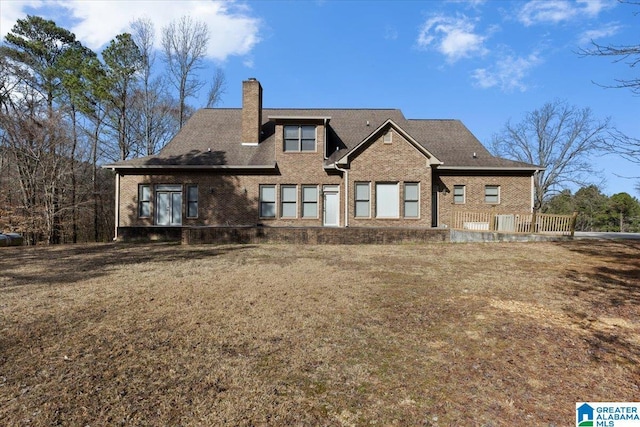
[284,125,316,152]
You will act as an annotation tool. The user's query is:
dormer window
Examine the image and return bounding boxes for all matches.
[284,125,316,152]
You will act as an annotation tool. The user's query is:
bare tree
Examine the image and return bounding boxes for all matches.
[578,1,640,187]
[161,15,209,128]
[206,68,226,108]
[491,100,612,210]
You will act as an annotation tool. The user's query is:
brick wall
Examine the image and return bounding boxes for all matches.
[435,172,534,228]
[347,129,433,227]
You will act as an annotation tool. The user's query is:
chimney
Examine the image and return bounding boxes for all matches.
[241,78,262,145]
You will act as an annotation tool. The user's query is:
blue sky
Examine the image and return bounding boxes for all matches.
[2,0,638,196]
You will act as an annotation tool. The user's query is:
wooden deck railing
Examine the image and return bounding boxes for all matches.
[451,211,578,236]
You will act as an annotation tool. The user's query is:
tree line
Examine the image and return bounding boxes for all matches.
[0,15,223,244]
[544,185,640,232]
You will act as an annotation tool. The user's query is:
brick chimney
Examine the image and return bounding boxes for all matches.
[241,78,262,145]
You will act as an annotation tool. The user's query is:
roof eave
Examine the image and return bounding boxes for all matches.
[436,165,544,171]
[103,163,278,171]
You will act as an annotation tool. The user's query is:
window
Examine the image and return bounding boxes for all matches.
[485,185,500,204]
[383,131,392,144]
[453,185,465,204]
[404,183,419,218]
[281,185,297,218]
[302,186,318,218]
[355,182,370,218]
[376,183,399,218]
[186,185,198,218]
[138,184,151,218]
[284,125,316,152]
[260,185,276,218]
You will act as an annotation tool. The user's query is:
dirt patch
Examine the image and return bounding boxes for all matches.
[1,241,638,425]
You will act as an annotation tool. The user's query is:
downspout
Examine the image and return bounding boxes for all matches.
[114,171,120,241]
[334,164,349,227]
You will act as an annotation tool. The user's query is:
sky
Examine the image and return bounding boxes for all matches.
[1,0,638,196]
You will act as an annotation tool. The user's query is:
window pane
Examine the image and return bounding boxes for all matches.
[284,126,299,139]
[301,126,315,139]
[284,138,299,151]
[376,183,399,218]
[141,185,150,201]
[355,201,370,217]
[355,183,369,201]
[281,203,296,218]
[301,138,315,151]
[261,202,275,217]
[405,183,419,201]
[302,202,317,218]
[261,185,275,202]
[139,201,150,217]
[188,185,198,200]
[281,185,296,202]
[302,186,317,202]
[405,201,419,218]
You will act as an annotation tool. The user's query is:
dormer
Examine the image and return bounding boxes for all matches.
[268,115,331,157]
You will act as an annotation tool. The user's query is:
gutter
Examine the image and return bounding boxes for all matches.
[102,163,278,171]
[436,165,543,171]
[114,172,120,241]
[334,164,349,227]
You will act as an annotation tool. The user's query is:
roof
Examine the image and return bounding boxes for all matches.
[104,108,540,171]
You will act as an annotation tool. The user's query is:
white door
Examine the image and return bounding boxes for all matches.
[323,186,339,226]
[156,191,182,226]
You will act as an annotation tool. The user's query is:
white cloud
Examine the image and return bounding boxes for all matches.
[517,0,614,26]
[472,52,542,92]
[2,0,261,61]
[1,0,46,38]
[417,14,488,62]
[578,22,621,44]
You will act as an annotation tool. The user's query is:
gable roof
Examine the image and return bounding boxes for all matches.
[104,107,540,171]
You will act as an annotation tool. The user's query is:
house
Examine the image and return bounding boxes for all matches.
[105,78,540,240]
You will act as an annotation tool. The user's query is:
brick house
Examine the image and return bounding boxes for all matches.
[105,78,540,239]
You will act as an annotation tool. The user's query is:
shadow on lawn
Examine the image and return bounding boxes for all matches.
[0,243,255,289]
[560,240,640,308]
[559,240,640,369]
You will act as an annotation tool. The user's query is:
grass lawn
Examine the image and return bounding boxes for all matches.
[1,240,638,426]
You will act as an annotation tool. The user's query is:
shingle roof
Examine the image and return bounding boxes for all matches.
[105,107,539,171]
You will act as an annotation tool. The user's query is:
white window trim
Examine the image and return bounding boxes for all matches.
[383,131,392,144]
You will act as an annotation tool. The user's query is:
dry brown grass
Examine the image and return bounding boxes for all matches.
[1,240,638,426]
